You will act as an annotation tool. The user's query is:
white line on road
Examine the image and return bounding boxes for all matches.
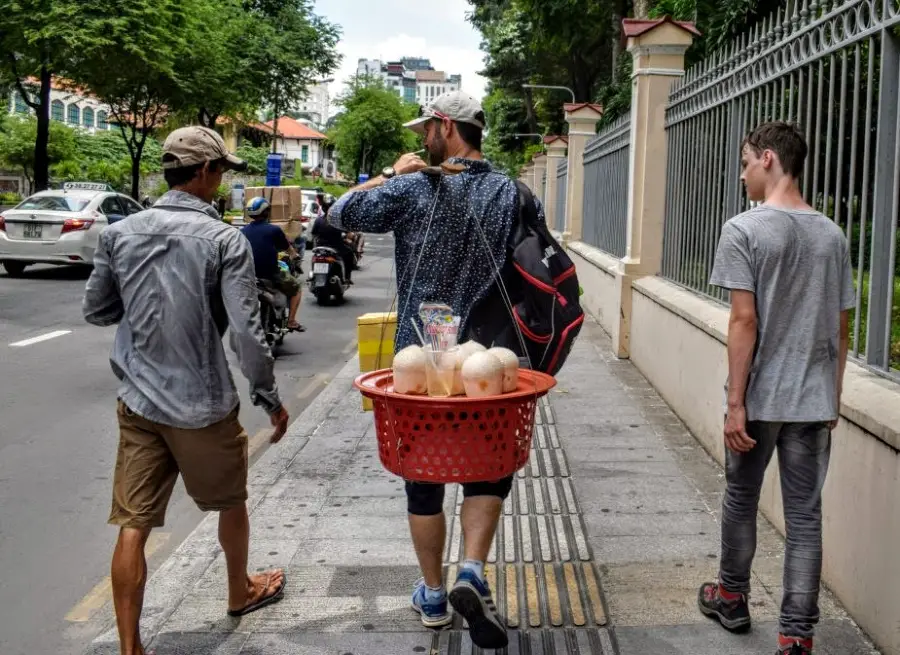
[9,330,72,347]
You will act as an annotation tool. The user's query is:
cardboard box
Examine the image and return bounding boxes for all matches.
[357,311,397,411]
[244,186,304,241]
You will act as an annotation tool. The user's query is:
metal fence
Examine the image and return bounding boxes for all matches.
[555,159,568,232]
[662,0,900,376]
[583,114,631,257]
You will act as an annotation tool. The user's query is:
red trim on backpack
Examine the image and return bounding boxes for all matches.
[513,307,552,343]
[556,292,568,308]
[545,312,585,373]
[553,266,577,285]
[513,262,555,294]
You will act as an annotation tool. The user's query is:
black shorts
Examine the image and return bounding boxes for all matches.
[405,476,514,516]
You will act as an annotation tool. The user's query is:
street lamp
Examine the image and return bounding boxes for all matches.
[514,133,544,140]
[521,83,576,104]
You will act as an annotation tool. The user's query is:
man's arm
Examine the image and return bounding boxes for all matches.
[329,153,426,234]
[835,310,850,421]
[220,232,282,415]
[83,231,124,326]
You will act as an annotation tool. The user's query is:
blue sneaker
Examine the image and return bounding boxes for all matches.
[410,578,453,628]
[449,568,508,649]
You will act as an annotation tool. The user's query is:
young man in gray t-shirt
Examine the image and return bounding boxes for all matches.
[697,122,855,655]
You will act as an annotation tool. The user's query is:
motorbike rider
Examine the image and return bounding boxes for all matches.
[240,197,305,332]
[311,192,355,284]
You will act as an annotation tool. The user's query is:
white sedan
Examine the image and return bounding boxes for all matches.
[0,182,144,277]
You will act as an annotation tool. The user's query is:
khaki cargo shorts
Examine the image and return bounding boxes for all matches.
[109,400,249,529]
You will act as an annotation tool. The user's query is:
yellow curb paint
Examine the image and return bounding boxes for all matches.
[66,532,170,622]
[524,564,541,627]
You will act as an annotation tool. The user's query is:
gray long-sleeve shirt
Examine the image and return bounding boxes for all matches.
[83,190,282,429]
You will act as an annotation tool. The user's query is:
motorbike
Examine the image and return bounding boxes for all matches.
[346,231,365,268]
[257,254,300,350]
[307,245,351,305]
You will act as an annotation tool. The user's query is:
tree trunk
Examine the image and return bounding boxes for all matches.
[271,92,280,155]
[130,135,146,199]
[611,0,626,83]
[32,65,52,192]
[522,87,539,134]
[633,0,651,19]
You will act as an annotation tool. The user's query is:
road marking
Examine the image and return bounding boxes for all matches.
[248,427,272,459]
[10,330,71,347]
[66,532,170,622]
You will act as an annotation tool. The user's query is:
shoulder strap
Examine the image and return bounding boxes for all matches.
[514,180,540,229]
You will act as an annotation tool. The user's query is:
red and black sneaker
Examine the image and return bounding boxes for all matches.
[776,635,813,654]
[697,582,751,632]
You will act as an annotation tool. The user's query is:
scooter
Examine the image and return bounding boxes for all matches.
[257,254,300,350]
[307,245,351,305]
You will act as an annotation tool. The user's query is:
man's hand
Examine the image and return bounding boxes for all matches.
[393,152,427,176]
[269,406,289,444]
[724,404,756,454]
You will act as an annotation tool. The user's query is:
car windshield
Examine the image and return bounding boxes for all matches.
[16,196,91,212]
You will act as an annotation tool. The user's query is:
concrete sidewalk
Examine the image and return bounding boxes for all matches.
[86,318,878,654]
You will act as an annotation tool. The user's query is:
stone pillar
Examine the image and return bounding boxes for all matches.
[542,136,568,232]
[532,153,547,206]
[523,162,535,192]
[563,103,604,241]
[612,17,697,358]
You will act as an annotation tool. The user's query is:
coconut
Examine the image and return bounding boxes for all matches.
[448,347,467,396]
[461,351,504,398]
[488,347,520,392]
[458,340,486,362]
[392,345,427,395]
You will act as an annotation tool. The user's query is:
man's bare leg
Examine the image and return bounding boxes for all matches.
[460,496,503,562]
[111,527,151,655]
[288,292,302,329]
[409,513,446,587]
[219,504,284,611]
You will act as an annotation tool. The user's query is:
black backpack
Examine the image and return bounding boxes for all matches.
[467,180,584,375]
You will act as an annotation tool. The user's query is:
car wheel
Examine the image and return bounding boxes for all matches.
[3,261,27,277]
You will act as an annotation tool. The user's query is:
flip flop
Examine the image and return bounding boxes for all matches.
[288,323,306,333]
[227,572,287,617]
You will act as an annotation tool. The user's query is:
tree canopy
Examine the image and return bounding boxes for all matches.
[328,79,420,181]
[0,114,76,187]
[468,0,784,174]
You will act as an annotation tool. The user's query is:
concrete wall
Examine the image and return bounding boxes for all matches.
[572,248,900,654]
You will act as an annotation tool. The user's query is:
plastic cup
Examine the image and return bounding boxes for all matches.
[424,346,458,398]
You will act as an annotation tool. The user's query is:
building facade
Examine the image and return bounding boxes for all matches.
[293,82,330,129]
[354,57,461,107]
[416,70,462,106]
[7,84,114,133]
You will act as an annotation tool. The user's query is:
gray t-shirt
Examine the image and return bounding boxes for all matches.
[709,204,856,422]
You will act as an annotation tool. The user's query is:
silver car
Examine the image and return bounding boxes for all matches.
[0,182,144,277]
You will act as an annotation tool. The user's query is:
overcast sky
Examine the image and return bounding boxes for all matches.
[313,0,488,113]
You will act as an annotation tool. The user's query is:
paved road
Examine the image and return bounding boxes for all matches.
[0,234,396,655]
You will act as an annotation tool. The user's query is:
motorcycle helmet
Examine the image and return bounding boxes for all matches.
[246,196,271,221]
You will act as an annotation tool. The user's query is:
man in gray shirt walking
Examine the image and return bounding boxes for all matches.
[697,122,855,655]
[84,127,289,655]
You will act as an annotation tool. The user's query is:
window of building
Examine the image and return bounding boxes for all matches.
[14,93,29,114]
[83,107,95,128]
[67,104,80,125]
[51,100,64,122]
[301,145,309,163]
[98,111,109,129]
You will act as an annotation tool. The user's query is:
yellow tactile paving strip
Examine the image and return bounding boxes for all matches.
[439,398,613,652]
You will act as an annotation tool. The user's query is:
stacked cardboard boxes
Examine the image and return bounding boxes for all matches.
[243,186,304,241]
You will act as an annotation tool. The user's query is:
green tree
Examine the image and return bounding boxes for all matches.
[0,0,94,191]
[0,114,76,187]
[328,78,419,180]
[242,0,341,153]
[64,0,188,198]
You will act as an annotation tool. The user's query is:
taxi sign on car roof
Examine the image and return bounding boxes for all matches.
[63,182,114,192]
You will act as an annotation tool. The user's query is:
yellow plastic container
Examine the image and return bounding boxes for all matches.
[357,311,397,411]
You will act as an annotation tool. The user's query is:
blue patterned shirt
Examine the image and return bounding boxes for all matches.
[330,158,545,351]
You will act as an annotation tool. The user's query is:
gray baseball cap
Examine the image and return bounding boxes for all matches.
[404,90,485,135]
[162,126,247,171]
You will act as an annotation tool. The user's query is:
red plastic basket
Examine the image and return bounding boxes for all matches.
[354,368,557,483]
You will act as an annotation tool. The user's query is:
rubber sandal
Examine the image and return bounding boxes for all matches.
[288,323,306,333]
[227,572,287,617]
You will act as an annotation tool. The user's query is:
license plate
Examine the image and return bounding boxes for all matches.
[23,223,42,239]
[313,263,329,274]
[314,274,327,288]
